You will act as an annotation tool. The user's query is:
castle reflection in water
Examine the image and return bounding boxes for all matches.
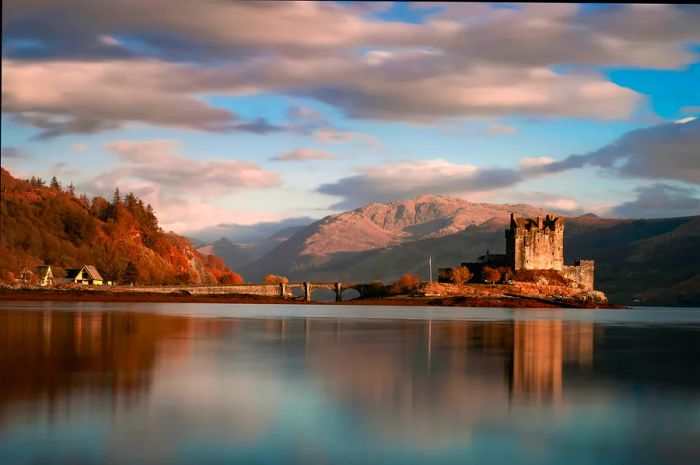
[1,309,596,421]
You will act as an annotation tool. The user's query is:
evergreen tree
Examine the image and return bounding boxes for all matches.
[124,192,137,212]
[50,176,61,190]
[67,182,76,197]
[122,261,139,285]
[112,187,121,206]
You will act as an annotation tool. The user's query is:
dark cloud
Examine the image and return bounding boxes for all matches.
[610,183,700,218]
[537,118,700,183]
[10,114,121,139]
[1,147,26,159]
[316,159,522,210]
[315,119,700,210]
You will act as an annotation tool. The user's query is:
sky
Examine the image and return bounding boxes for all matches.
[2,1,699,235]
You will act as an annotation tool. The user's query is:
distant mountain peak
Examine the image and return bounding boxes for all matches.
[242,195,558,275]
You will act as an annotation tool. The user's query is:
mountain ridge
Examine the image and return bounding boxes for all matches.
[230,196,699,306]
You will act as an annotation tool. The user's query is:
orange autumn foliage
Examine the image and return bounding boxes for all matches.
[262,274,289,284]
[0,168,243,285]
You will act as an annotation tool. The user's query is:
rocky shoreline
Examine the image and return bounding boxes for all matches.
[0,286,622,309]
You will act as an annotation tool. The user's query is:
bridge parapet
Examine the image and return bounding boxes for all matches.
[116,281,365,301]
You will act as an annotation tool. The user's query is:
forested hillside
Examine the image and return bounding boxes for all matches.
[0,168,242,285]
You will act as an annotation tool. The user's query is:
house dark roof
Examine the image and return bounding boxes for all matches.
[35,265,52,279]
[65,268,82,279]
[83,265,103,281]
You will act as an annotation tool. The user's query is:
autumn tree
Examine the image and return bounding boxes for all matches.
[450,266,472,284]
[365,280,388,298]
[392,273,421,295]
[122,261,139,285]
[1,271,15,284]
[482,266,501,284]
[498,267,513,283]
[220,272,244,284]
[262,274,289,284]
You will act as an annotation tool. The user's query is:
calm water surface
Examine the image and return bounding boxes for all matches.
[1,302,699,465]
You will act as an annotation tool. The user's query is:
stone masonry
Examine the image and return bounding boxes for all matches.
[506,214,564,271]
[439,213,595,291]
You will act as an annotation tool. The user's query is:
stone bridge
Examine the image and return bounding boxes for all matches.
[284,282,371,302]
[118,282,371,302]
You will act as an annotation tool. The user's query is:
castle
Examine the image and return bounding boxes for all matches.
[439,213,595,290]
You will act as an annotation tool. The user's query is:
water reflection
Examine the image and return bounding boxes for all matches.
[1,307,699,465]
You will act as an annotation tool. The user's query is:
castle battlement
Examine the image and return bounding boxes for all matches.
[506,213,564,271]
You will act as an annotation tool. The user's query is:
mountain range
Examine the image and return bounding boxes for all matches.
[198,195,700,306]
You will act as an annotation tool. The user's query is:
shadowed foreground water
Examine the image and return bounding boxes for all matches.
[1,303,699,465]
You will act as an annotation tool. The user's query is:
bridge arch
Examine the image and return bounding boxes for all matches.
[339,288,360,301]
[309,288,337,302]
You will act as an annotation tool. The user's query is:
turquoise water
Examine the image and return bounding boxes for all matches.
[1,302,699,465]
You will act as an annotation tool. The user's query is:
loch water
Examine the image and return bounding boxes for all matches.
[1,302,699,465]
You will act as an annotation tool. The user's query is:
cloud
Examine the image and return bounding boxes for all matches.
[317,159,522,209]
[71,139,283,231]
[610,183,700,218]
[287,106,325,122]
[48,162,81,179]
[316,118,700,210]
[6,3,700,130]
[276,60,640,121]
[519,157,556,169]
[2,59,286,137]
[485,124,517,135]
[535,118,700,184]
[71,143,87,153]
[98,139,281,196]
[1,147,26,159]
[271,148,335,162]
[313,128,382,146]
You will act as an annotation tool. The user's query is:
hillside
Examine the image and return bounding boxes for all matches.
[240,195,554,279]
[0,168,242,285]
[237,196,699,306]
[196,225,306,269]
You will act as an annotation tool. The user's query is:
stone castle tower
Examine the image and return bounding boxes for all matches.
[506,213,564,271]
[440,212,595,290]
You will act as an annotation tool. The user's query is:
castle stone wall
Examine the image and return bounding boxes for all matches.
[506,215,564,271]
[562,260,595,291]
